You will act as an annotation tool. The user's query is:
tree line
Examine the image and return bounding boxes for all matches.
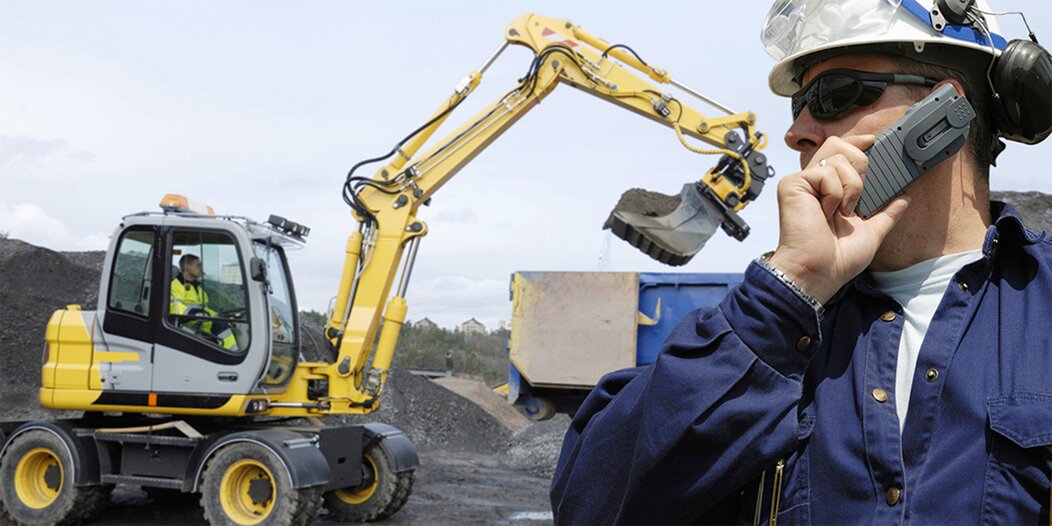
[301,311,510,386]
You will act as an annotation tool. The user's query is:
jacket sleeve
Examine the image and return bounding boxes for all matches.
[550,262,822,525]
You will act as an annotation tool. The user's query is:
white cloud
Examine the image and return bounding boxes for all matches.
[0,201,109,251]
[0,135,67,167]
[434,207,478,224]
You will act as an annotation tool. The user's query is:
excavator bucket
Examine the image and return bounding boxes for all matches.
[604,183,727,266]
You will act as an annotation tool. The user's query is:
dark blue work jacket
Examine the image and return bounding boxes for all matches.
[551,203,1052,525]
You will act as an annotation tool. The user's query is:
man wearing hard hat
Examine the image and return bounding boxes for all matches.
[552,0,1052,523]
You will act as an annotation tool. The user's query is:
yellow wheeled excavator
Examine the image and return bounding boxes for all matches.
[0,13,773,525]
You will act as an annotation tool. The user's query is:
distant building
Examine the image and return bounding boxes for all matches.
[456,317,486,335]
[414,317,438,330]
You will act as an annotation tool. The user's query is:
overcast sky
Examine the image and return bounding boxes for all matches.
[4,2,1052,329]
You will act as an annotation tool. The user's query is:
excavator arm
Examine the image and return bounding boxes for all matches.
[271,14,774,415]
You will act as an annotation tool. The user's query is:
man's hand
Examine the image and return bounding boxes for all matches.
[767,135,911,304]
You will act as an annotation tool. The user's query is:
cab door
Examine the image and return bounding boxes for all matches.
[98,225,159,392]
[151,223,266,396]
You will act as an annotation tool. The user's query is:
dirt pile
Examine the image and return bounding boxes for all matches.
[992,191,1052,233]
[0,238,104,408]
[433,376,531,432]
[297,314,335,363]
[333,368,514,454]
[505,414,572,478]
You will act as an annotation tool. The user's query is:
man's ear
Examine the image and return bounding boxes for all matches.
[935,78,967,99]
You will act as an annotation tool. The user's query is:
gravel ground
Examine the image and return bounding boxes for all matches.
[85,450,554,526]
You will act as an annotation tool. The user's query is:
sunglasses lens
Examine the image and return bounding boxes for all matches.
[812,74,862,119]
[790,71,906,120]
[791,94,807,120]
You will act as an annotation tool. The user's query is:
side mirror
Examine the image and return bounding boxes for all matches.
[250,257,268,282]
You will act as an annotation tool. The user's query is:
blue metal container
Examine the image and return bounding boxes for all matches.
[506,271,743,420]
[635,272,744,366]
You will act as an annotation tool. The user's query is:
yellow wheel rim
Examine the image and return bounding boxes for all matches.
[334,455,378,505]
[219,459,276,525]
[14,448,63,509]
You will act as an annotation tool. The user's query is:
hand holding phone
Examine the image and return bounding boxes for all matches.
[856,84,976,218]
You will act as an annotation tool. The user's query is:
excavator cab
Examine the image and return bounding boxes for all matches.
[15,195,416,526]
[40,194,308,413]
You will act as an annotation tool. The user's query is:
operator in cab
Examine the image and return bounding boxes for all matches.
[170,254,238,350]
[551,0,1052,523]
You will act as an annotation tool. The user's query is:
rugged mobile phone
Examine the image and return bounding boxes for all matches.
[856,83,976,218]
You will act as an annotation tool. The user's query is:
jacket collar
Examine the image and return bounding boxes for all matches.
[988,200,1046,251]
[174,273,202,287]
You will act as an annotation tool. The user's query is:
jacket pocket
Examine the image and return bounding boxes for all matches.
[981,392,1052,524]
[989,392,1052,448]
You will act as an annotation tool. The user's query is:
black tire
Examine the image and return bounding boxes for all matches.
[0,429,112,525]
[323,442,414,522]
[199,442,322,526]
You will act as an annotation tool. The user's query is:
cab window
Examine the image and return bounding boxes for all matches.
[254,241,298,386]
[167,230,250,352]
[108,229,155,316]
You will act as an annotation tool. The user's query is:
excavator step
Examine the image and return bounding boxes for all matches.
[93,432,200,447]
[101,474,183,489]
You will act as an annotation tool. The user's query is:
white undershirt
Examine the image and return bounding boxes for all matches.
[869,250,983,433]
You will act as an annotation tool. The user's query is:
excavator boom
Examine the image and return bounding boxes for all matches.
[317,13,775,415]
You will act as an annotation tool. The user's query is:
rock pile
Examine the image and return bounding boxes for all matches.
[992,191,1052,232]
[334,369,515,453]
[0,238,104,410]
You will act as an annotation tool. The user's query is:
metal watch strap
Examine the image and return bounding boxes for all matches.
[755,251,825,318]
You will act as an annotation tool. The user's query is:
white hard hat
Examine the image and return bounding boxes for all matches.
[762,0,1008,96]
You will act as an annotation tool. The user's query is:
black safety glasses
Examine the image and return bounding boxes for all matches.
[791,69,938,121]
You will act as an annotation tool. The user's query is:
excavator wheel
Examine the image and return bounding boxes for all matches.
[200,442,322,526]
[0,429,112,525]
[323,441,414,522]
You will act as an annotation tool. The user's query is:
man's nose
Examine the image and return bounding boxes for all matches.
[784,107,826,161]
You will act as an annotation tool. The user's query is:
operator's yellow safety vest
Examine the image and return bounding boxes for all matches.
[169,277,238,350]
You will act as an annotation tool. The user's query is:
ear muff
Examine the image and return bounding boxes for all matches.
[991,39,1052,144]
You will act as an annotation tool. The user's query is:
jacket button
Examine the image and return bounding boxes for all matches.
[959,281,969,292]
[872,388,888,403]
[886,486,901,506]
[881,311,897,322]
[796,336,812,352]
[926,368,939,382]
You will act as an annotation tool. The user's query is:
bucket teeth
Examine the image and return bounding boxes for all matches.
[609,214,690,266]
[606,183,726,266]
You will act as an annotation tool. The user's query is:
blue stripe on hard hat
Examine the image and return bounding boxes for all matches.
[899,0,1007,49]
[944,25,1007,49]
